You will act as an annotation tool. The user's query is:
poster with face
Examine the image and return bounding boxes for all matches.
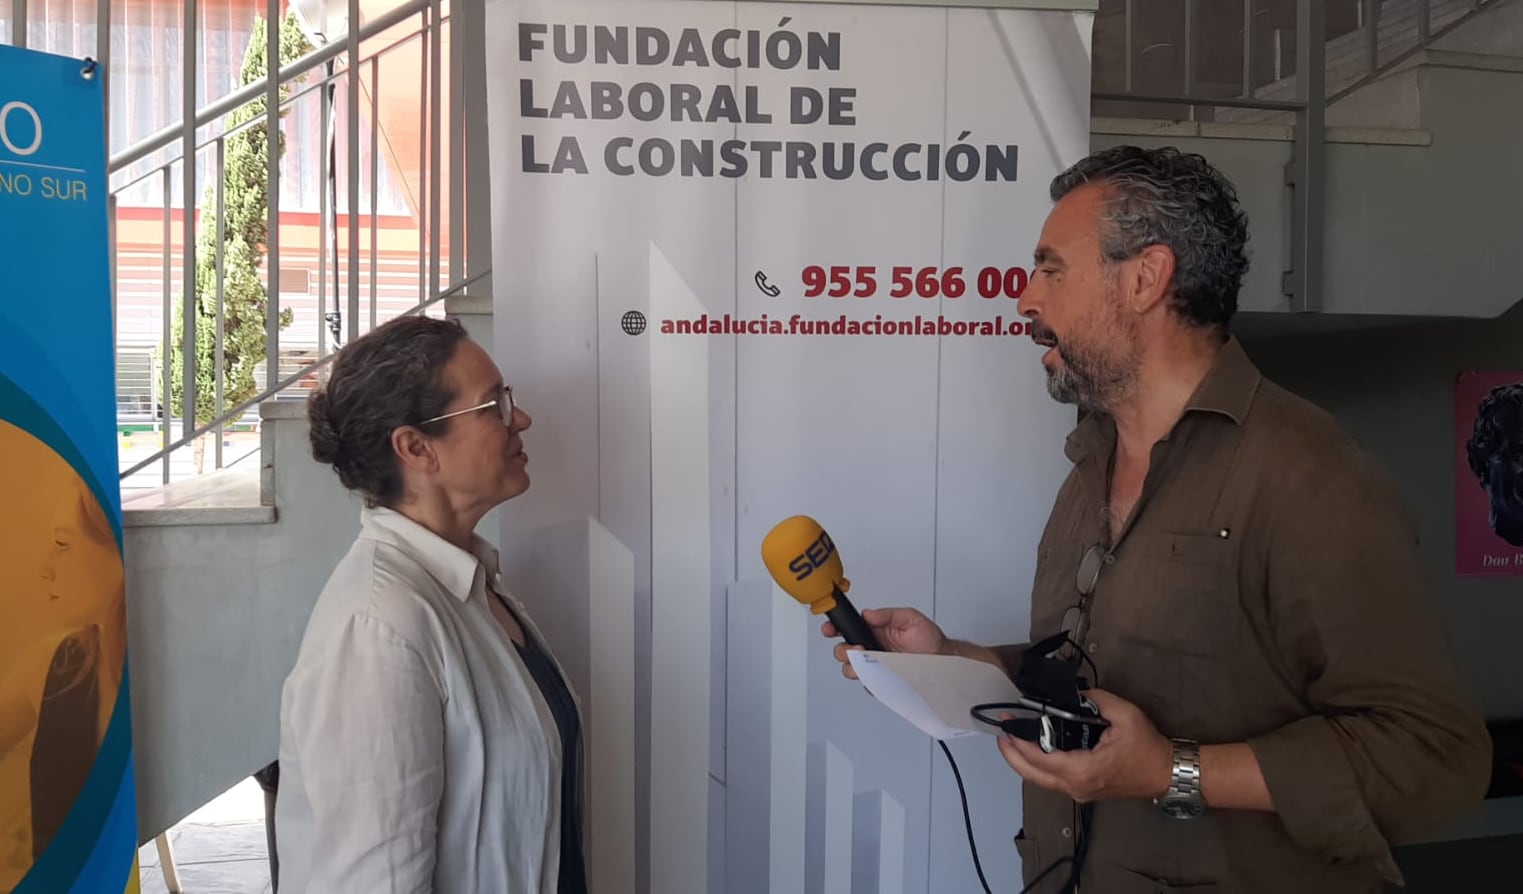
[0,43,137,894]
[1456,370,1523,577]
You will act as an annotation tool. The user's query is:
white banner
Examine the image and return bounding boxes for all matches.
[483,2,1094,892]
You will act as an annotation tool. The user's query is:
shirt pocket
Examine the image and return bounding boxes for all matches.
[1113,530,1242,658]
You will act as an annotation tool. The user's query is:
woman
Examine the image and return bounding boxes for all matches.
[274,315,586,894]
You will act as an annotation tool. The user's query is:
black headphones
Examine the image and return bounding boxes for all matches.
[969,632,1109,752]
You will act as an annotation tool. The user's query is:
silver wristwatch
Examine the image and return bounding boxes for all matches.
[1156,738,1205,819]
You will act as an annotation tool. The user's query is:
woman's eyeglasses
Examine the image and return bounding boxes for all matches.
[418,385,517,427]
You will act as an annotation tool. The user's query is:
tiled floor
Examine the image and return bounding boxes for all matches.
[137,778,274,894]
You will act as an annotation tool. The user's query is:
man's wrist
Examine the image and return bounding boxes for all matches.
[1151,735,1176,800]
[1155,738,1207,818]
[946,639,999,667]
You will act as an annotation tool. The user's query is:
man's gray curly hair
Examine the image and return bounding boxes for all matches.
[1050,145,1250,330]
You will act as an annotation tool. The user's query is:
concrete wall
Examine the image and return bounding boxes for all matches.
[1094,56,1523,321]
[1243,304,1523,721]
[124,408,362,839]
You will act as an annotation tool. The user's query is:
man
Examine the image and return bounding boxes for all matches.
[824,145,1491,892]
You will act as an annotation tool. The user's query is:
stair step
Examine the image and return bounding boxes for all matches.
[123,466,274,527]
[1254,0,1476,103]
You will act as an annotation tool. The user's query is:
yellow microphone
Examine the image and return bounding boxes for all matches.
[761,515,882,650]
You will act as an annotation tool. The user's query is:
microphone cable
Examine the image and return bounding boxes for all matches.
[940,738,1091,894]
[938,641,1102,894]
[937,739,994,894]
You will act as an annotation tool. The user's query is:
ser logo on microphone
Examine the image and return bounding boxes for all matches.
[787,530,837,581]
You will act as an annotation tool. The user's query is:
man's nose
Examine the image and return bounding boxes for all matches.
[1016,275,1042,320]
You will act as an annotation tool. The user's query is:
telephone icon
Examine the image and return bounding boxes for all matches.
[755,270,782,298]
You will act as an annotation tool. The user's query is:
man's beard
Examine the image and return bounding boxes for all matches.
[1037,311,1138,414]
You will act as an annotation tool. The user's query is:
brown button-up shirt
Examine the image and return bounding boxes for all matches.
[997,338,1491,894]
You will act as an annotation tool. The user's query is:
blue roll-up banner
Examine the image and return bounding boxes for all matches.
[0,45,140,893]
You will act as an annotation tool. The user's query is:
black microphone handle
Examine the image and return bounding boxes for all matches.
[826,590,883,651]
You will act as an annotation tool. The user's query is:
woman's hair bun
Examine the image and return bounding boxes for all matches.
[307,389,342,466]
[302,315,468,506]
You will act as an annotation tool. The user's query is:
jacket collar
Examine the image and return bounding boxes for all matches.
[359,505,500,603]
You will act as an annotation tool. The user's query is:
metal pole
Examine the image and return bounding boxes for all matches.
[1123,0,1133,92]
[463,0,493,296]
[1285,0,1325,313]
[329,76,340,343]
[318,64,330,355]
[11,0,25,47]
[97,0,110,149]
[370,56,380,330]
[347,0,361,343]
[266,0,281,392]
[428,0,442,298]
[1183,0,1195,120]
[215,137,226,470]
[448,0,464,288]
[1241,0,1253,98]
[161,169,172,484]
[1363,0,1378,76]
[418,15,428,306]
[181,0,198,469]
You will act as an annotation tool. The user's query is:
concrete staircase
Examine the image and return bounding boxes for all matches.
[1218,0,1509,125]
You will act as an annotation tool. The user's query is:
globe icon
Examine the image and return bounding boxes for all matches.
[621,310,647,336]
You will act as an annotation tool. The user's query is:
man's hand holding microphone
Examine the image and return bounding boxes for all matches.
[757,515,1008,678]
[821,608,1007,680]
[762,514,1177,811]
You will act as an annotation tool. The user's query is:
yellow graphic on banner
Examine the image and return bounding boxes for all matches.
[0,421,128,892]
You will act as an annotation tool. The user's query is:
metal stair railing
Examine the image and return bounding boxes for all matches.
[1090,0,1516,319]
[101,0,491,488]
[1329,0,1514,104]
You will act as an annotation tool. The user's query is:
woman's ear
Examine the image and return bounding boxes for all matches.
[391,425,439,477]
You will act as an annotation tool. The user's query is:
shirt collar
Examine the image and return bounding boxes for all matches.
[1184,335,1261,425]
[359,505,501,602]
[1063,335,1262,463]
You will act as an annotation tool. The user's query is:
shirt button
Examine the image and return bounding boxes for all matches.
[1060,826,1073,839]
[1087,642,1098,654]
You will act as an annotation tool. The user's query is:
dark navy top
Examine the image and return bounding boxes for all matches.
[500,595,587,894]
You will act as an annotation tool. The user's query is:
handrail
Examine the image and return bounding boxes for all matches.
[108,0,433,174]
[119,269,489,481]
[109,16,441,195]
[1327,0,1513,105]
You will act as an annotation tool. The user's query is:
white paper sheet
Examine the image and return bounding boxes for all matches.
[846,650,1026,740]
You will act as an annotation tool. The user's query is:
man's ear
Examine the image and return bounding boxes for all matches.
[1127,244,1176,315]
[391,425,438,477]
